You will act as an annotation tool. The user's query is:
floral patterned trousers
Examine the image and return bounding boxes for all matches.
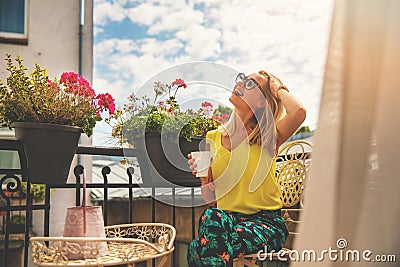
[187,208,288,267]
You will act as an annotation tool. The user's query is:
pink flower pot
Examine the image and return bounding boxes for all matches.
[63,206,108,260]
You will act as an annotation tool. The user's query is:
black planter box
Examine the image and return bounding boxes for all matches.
[11,122,82,185]
[134,133,205,187]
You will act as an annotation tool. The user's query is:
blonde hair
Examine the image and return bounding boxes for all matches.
[220,70,286,154]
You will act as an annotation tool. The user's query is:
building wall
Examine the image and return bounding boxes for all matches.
[1,0,85,78]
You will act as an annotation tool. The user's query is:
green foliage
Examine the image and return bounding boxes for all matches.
[295,125,311,134]
[108,80,231,146]
[20,182,51,201]
[10,214,25,225]
[0,54,113,137]
[214,105,233,116]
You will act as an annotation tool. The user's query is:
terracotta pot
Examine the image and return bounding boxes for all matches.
[11,122,81,185]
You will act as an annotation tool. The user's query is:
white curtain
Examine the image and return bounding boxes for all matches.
[293,0,400,266]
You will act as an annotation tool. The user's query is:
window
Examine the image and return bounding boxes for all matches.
[0,0,28,44]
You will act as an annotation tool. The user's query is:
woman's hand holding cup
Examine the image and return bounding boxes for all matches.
[188,151,213,185]
[187,153,198,176]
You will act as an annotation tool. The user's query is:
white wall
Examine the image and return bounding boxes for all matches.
[1,0,80,77]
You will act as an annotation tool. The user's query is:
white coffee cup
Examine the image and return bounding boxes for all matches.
[191,151,213,177]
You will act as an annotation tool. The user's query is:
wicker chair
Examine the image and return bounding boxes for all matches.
[235,140,312,267]
[30,223,176,267]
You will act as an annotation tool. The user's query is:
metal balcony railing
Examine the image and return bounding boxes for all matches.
[0,139,311,267]
[1,139,208,267]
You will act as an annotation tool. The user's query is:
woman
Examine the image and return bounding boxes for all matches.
[187,70,306,266]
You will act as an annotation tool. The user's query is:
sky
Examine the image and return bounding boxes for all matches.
[92,0,334,146]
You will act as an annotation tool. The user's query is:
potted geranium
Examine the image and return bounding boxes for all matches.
[0,54,115,185]
[109,78,230,186]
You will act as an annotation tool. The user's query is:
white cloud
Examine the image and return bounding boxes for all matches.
[94,0,334,136]
[125,2,204,35]
[95,38,139,56]
[137,38,183,57]
[93,77,128,103]
[126,3,167,26]
[147,7,204,34]
[94,0,126,25]
[176,25,221,59]
[93,26,104,36]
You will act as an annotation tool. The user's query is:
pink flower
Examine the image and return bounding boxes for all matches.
[171,78,187,88]
[60,72,78,84]
[59,72,95,98]
[201,101,213,108]
[221,114,229,120]
[96,93,116,115]
[212,113,229,124]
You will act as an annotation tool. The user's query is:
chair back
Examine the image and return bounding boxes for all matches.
[276,140,312,248]
[276,140,313,208]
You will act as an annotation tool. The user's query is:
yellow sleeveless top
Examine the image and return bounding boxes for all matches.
[206,129,282,214]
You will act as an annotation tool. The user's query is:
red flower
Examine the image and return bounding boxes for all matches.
[96,93,116,115]
[201,215,206,221]
[221,113,229,120]
[171,78,187,88]
[236,227,244,232]
[219,252,230,262]
[200,237,208,246]
[201,101,213,108]
[60,72,78,84]
[59,72,95,98]
[212,114,229,124]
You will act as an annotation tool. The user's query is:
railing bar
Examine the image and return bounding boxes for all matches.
[2,208,11,267]
[151,187,156,267]
[128,169,133,223]
[191,187,195,240]
[0,169,23,175]
[172,188,176,227]
[23,181,32,267]
[102,168,109,226]
[0,204,49,212]
[76,146,142,156]
[44,185,51,239]
[75,167,82,207]
[46,183,142,188]
[151,187,155,223]
[172,187,176,267]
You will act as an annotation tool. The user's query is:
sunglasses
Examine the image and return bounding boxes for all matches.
[235,73,266,92]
